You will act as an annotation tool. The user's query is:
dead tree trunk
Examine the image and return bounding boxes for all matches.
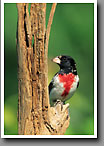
[17,3,70,135]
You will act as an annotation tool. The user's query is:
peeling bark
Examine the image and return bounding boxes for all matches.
[17,3,70,135]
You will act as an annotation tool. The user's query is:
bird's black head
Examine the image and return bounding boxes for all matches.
[52,55,77,75]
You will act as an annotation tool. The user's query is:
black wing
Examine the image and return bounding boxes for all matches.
[77,81,79,88]
[48,80,54,94]
[48,72,59,95]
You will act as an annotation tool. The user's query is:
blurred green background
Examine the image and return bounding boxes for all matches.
[4,3,94,135]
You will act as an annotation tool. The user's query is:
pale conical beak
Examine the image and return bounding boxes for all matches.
[52,56,61,64]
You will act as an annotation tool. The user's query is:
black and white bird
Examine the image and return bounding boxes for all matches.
[49,55,79,106]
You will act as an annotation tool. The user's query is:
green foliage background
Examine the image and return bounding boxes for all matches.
[4,3,94,135]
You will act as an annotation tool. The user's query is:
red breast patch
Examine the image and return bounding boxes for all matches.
[58,73,75,97]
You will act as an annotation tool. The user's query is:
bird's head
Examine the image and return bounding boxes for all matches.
[52,55,77,75]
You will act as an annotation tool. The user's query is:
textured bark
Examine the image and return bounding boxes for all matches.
[17,3,70,135]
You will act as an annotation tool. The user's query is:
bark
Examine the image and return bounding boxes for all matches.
[17,3,70,135]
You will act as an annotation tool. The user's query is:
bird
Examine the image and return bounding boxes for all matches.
[49,55,79,106]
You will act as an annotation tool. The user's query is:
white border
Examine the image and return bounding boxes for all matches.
[1,0,97,138]
[0,0,97,3]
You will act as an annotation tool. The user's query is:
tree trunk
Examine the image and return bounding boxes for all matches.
[17,3,70,135]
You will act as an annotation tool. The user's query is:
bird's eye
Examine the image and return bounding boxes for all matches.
[63,57,66,61]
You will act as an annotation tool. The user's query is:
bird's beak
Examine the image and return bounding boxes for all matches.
[52,56,61,64]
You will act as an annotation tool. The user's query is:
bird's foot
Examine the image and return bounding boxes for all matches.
[54,99,63,111]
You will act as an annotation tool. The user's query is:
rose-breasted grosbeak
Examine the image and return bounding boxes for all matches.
[49,55,79,106]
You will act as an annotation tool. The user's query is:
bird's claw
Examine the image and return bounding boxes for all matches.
[54,99,63,111]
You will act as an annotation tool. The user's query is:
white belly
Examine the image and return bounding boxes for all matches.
[50,74,79,106]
